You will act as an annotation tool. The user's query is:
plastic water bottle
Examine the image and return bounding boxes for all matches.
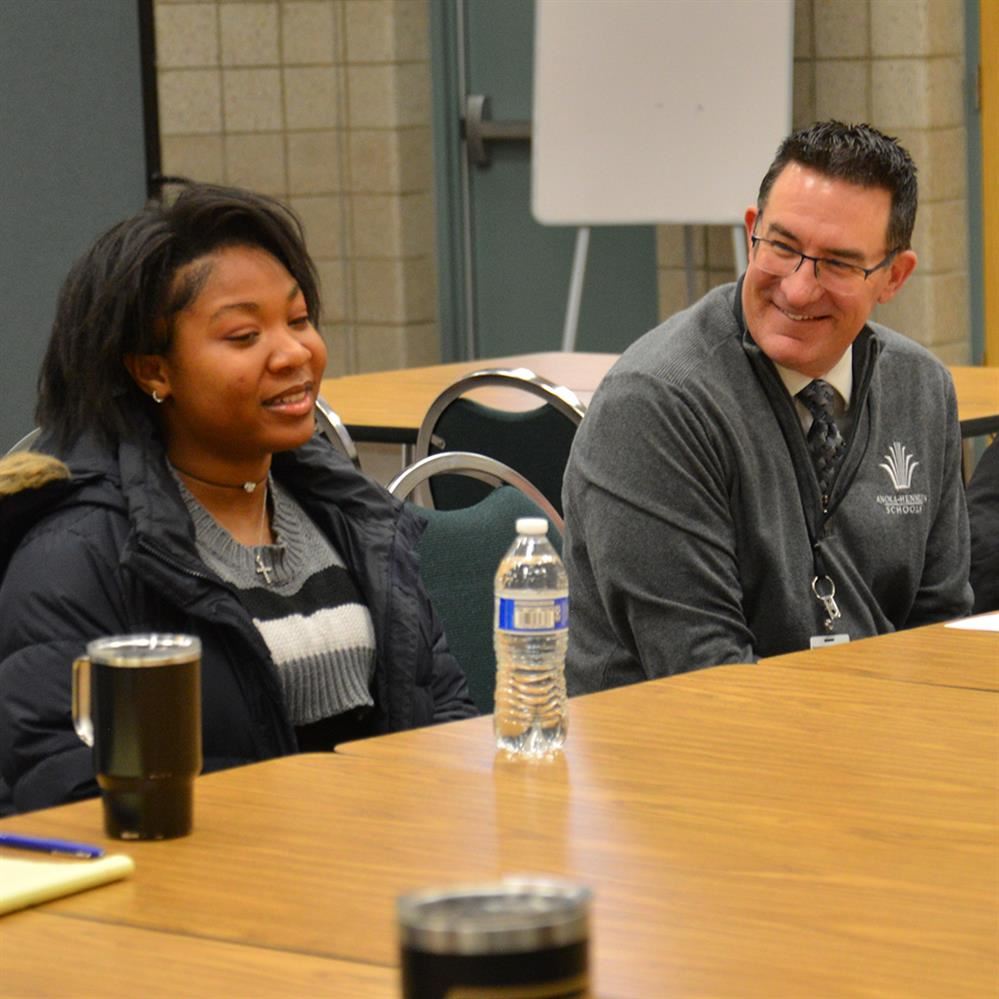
[494,517,569,756]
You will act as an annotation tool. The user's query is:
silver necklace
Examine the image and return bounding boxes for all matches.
[254,482,274,585]
[171,462,268,494]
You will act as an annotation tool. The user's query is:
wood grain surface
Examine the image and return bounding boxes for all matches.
[2,658,995,998]
[3,910,397,997]
[950,365,999,436]
[318,353,997,443]
[761,618,999,691]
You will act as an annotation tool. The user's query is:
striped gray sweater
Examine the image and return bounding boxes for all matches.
[176,475,376,726]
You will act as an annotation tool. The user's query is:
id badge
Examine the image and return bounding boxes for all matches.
[810,633,850,649]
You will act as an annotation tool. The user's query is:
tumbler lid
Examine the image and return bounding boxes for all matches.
[397,876,590,955]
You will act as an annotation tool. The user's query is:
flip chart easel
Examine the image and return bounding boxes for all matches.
[531,0,794,350]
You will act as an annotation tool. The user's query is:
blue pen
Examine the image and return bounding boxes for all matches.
[0,832,105,859]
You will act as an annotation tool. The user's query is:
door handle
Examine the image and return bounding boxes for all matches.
[463,94,532,167]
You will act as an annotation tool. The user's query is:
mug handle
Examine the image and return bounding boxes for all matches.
[72,656,94,747]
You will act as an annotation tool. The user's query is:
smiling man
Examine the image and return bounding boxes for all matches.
[563,121,972,693]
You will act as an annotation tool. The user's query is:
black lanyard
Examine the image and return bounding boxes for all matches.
[741,322,878,636]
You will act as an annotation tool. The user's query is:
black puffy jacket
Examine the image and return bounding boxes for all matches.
[0,422,475,813]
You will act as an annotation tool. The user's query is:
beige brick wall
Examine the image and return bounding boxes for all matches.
[154,0,438,377]
[656,0,972,364]
[155,0,973,371]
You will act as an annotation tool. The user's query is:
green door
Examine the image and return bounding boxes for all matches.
[430,0,659,361]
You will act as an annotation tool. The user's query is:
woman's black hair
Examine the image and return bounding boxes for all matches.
[36,182,321,448]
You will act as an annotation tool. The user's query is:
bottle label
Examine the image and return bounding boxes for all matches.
[496,596,569,633]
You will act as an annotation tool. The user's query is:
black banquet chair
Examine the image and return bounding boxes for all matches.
[3,427,42,456]
[314,397,360,469]
[388,451,562,713]
[412,367,586,517]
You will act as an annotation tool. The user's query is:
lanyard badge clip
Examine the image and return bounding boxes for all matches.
[810,575,841,633]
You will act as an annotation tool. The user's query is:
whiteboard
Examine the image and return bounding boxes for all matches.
[532,0,794,225]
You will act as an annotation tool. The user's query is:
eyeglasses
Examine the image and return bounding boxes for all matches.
[750,235,898,296]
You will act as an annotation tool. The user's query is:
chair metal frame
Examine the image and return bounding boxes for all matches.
[4,427,42,456]
[413,367,586,461]
[314,397,360,468]
[387,451,564,535]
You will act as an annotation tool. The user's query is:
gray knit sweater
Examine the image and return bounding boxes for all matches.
[563,280,972,693]
[176,476,376,725]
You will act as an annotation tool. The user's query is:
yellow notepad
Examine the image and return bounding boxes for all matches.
[0,853,135,916]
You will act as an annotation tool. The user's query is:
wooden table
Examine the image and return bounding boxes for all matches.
[951,365,999,438]
[761,616,999,692]
[3,910,396,997]
[320,354,997,445]
[2,649,996,997]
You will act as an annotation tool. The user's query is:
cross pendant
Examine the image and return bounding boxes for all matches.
[255,552,273,585]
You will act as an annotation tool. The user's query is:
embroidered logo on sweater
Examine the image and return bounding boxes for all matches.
[880,442,919,489]
[876,442,926,515]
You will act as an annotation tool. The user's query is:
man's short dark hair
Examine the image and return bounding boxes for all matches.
[756,120,918,252]
[36,183,321,447]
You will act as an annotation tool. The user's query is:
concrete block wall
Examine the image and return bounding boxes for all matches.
[155,0,974,371]
[154,0,439,377]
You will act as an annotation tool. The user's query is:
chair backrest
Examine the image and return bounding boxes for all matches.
[388,450,563,533]
[387,451,562,713]
[413,368,586,517]
[315,397,361,469]
[4,427,42,456]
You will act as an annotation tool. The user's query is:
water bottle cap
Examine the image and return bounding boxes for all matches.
[516,517,549,536]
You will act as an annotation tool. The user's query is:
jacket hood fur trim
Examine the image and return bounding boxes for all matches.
[0,452,71,496]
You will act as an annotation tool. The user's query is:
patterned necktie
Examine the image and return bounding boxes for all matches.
[798,379,845,502]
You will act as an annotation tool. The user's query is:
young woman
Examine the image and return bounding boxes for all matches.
[0,184,475,814]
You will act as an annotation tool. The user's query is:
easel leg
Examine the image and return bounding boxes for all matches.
[561,226,591,352]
